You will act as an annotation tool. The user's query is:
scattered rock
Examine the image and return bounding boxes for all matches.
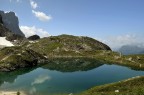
[27,35,40,41]
[115,90,119,93]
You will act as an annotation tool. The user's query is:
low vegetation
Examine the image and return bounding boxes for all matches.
[0,34,144,94]
[79,76,144,95]
[0,35,144,72]
[0,46,46,71]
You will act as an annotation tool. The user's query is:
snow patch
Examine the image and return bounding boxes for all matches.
[0,37,14,46]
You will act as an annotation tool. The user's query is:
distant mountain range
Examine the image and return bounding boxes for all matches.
[118,45,144,55]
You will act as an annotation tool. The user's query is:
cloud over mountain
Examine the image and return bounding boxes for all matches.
[102,34,144,49]
[20,26,50,38]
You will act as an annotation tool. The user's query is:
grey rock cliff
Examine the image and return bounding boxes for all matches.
[0,14,3,24]
[0,10,25,37]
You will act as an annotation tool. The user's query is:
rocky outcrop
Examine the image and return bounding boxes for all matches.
[28,35,40,40]
[0,13,24,43]
[0,22,24,43]
[0,46,47,71]
[0,10,25,37]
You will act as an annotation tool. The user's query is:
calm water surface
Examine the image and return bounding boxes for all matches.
[0,59,144,95]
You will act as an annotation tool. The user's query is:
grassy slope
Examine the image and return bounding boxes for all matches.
[26,35,111,56]
[25,35,144,95]
[80,76,144,95]
[0,46,46,71]
[23,35,144,70]
[0,35,144,94]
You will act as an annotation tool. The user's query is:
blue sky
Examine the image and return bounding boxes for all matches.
[0,0,144,49]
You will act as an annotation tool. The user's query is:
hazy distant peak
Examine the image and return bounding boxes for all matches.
[118,44,144,55]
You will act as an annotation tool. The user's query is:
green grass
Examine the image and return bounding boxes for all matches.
[0,35,144,94]
[79,76,144,95]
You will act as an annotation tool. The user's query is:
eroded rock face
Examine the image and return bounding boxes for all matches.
[0,15,3,24]
[0,10,25,37]
[28,35,40,40]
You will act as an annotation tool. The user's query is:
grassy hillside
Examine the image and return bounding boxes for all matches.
[0,34,143,71]
[80,76,144,95]
[0,34,144,94]
[0,46,46,71]
[25,34,111,56]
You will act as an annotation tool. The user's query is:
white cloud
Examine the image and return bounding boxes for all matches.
[103,34,144,49]
[30,0,38,9]
[32,10,52,21]
[31,75,51,85]
[20,26,50,38]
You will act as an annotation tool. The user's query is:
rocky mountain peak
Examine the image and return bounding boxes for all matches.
[0,10,25,37]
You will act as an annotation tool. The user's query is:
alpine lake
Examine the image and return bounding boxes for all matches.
[0,58,144,95]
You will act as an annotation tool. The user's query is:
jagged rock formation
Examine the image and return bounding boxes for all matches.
[0,23,24,43]
[28,35,40,40]
[0,10,25,37]
[0,12,25,45]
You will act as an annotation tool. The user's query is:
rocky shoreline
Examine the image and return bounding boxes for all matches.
[0,91,26,95]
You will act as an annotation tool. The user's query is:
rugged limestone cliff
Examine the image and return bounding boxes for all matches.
[0,15,3,24]
[0,10,25,37]
[0,12,25,46]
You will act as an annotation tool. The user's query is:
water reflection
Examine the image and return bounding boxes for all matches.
[0,58,144,95]
[42,58,103,72]
[0,67,36,86]
[0,58,103,87]
[31,74,51,85]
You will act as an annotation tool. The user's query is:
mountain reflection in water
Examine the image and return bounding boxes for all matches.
[1,58,144,95]
[0,58,103,86]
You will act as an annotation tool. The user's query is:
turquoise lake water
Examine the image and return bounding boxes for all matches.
[0,59,144,95]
